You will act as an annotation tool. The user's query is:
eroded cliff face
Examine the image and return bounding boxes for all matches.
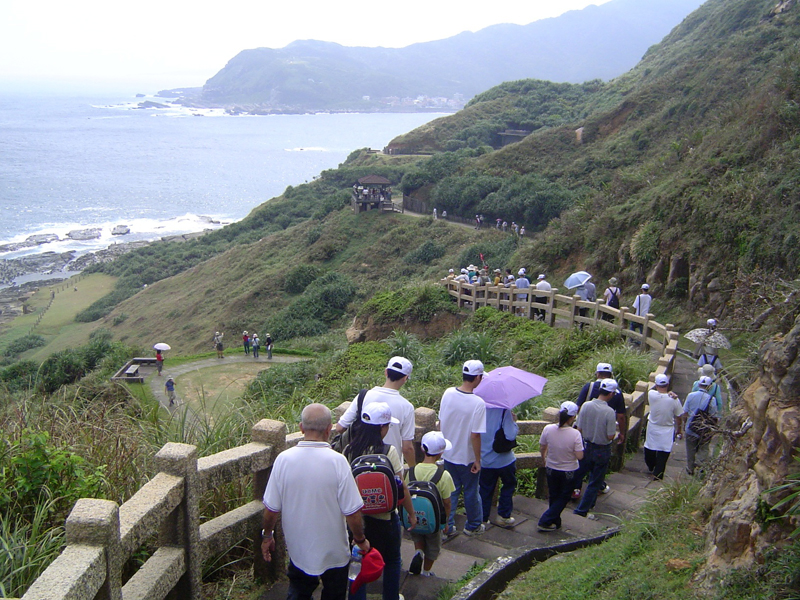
[699,315,800,577]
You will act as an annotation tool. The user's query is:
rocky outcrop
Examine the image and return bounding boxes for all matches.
[345,311,467,344]
[67,228,102,241]
[697,315,800,579]
[111,225,130,235]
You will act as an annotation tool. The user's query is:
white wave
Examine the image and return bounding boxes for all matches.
[285,147,329,152]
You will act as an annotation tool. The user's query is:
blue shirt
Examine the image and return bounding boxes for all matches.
[682,389,718,438]
[480,408,518,469]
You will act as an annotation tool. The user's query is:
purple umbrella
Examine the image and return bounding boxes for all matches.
[474,366,548,409]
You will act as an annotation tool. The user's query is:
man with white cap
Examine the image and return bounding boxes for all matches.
[630,283,653,339]
[514,269,530,315]
[337,356,417,467]
[573,379,618,518]
[438,360,488,536]
[644,374,684,480]
[534,274,551,321]
[681,375,719,475]
[406,432,456,577]
[692,364,723,412]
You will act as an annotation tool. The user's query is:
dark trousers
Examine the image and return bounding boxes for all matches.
[644,447,671,480]
[539,467,579,528]
[479,462,517,521]
[287,560,348,600]
[574,442,611,516]
[351,512,402,600]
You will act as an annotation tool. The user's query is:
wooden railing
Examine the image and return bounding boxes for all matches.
[20,282,678,600]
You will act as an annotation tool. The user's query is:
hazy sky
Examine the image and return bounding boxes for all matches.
[1,0,613,93]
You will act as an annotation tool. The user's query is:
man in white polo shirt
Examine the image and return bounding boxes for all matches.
[336,356,416,466]
[262,404,369,600]
[439,360,487,536]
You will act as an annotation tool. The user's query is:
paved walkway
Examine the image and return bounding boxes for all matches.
[258,354,701,600]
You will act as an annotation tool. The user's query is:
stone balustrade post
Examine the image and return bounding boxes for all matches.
[570,295,580,328]
[154,442,201,600]
[618,307,629,336]
[593,299,602,326]
[642,312,653,346]
[413,407,437,463]
[252,419,288,583]
[65,499,122,600]
[546,289,557,327]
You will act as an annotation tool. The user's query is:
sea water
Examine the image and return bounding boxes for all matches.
[0,92,444,261]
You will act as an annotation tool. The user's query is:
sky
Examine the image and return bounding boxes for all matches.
[0,0,613,94]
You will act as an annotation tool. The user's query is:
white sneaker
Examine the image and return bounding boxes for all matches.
[463,524,486,536]
[498,516,516,527]
[599,484,611,494]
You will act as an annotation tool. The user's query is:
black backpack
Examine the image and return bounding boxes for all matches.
[331,388,368,453]
[607,287,620,309]
[492,409,518,454]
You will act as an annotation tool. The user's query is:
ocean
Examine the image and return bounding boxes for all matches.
[0,92,443,266]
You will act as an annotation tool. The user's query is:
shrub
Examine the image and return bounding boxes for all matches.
[3,335,46,358]
[441,330,502,366]
[0,360,39,392]
[283,264,325,294]
[359,284,457,324]
[404,240,446,265]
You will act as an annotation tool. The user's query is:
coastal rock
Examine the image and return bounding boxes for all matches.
[69,241,151,270]
[67,228,102,241]
[136,101,170,109]
[27,233,60,245]
[111,225,130,235]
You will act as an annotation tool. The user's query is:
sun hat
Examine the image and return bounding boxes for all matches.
[609,277,618,285]
[421,431,452,455]
[461,268,468,274]
[655,374,670,387]
[596,362,613,374]
[387,356,413,376]
[599,379,619,393]
[243,331,248,335]
[361,401,399,426]
[698,375,713,387]
[641,283,650,290]
[350,548,385,595]
[697,364,716,379]
[560,401,579,416]
[494,268,502,274]
[462,360,485,376]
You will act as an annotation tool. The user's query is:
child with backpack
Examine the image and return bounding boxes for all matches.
[345,402,416,600]
[405,432,455,578]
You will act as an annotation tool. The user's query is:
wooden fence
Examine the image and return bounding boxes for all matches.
[18,281,678,600]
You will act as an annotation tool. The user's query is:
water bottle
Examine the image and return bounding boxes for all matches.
[347,545,362,581]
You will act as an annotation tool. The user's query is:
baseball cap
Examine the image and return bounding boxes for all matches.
[421,431,452,455]
[707,318,717,327]
[538,274,546,280]
[560,401,579,416]
[361,401,399,426]
[654,374,670,387]
[596,362,613,374]
[519,267,526,274]
[599,379,618,393]
[463,360,485,376]
[350,548,385,595]
[448,268,454,273]
[386,356,413,376]
[641,283,650,290]
[494,268,502,274]
[461,268,468,274]
[698,375,713,387]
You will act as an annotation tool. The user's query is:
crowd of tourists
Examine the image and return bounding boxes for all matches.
[430,209,527,237]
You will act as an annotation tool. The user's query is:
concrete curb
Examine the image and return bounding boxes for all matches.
[450,527,622,600]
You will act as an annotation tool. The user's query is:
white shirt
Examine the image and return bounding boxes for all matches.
[647,389,683,427]
[263,441,364,575]
[338,386,415,458]
[535,280,552,292]
[439,387,486,465]
[633,293,652,317]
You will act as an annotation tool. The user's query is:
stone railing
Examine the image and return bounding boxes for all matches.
[19,420,288,600]
[441,278,680,470]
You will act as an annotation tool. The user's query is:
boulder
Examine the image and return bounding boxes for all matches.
[67,228,102,241]
[111,225,130,236]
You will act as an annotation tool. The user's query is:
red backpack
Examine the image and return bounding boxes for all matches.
[350,448,401,515]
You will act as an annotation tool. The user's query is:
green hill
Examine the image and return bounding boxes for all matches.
[82,0,800,349]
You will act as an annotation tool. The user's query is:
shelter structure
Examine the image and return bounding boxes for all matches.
[352,175,401,213]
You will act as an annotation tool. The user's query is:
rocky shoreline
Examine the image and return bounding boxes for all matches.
[0,230,210,287]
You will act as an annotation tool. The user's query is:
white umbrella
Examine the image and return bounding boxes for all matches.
[153,343,171,351]
[683,329,730,350]
[564,271,592,289]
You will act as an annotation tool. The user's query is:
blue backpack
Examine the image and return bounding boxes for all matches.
[400,464,446,535]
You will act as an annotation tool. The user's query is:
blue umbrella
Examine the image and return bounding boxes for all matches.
[564,271,592,289]
[474,366,548,409]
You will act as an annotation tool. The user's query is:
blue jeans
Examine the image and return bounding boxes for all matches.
[287,560,348,600]
[574,442,611,516]
[539,467,579,528]
[444,460,483,532]
[479,462,517,521]
[350,512,401,600]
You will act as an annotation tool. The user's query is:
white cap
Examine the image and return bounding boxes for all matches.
[641,283,650,290]
[655,374,670,387]
[707,318,717,327]
[599,379,619,393]
[421,431,452,455]
[596,362,613,374]
[361,401,399,426]
[560,401,579,416]
[449,268,454,273]
[461,268,468,274]
[386,356,413,376]
[698,375,713,387]
[538,274,546,280]
[518,268,526,276]
[463,360,485,376]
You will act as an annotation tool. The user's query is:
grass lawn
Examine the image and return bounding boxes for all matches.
[174,362,272,418]
[0,274,116,359]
